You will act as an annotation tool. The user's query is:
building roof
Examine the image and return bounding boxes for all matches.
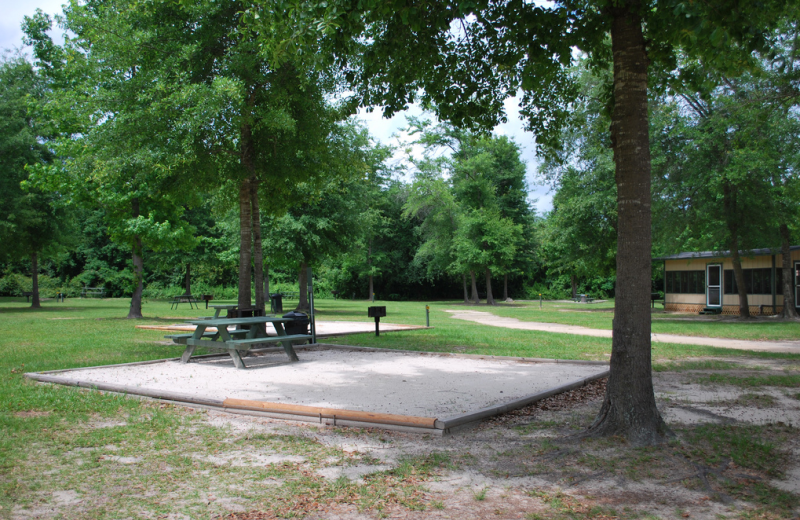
[653,245,800,261]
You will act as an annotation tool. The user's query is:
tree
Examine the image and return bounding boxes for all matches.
[23,8,199,318]
[262,122,374,311]
[537,62,617,298]
[329,0,786,444]
[0,55,73,308]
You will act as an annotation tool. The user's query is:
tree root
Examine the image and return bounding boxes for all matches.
[664,458,734,505]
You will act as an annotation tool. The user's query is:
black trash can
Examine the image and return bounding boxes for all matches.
[282,311,309,335]
[269,293,283,314]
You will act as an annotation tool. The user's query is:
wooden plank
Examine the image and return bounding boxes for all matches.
[223,398,438,429]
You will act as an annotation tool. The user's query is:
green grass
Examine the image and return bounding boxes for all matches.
[477,299,800,341]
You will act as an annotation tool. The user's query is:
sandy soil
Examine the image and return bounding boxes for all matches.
[46,347,606,419]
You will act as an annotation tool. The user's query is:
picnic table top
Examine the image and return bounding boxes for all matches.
[209,304,238,310]
[186,316,292,327]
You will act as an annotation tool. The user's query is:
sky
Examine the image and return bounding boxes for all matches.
[0,0,554,212]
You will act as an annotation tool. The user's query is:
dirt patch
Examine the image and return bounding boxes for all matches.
[13,410,51,418]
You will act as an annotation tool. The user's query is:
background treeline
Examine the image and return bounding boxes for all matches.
[1,2,798,310]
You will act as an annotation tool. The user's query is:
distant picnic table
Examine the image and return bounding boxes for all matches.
[171,294,199,310]
[81,287,105,298]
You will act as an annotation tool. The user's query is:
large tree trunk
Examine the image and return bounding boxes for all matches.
[470,270,480,304]
[184,263,191,295]
[730,241,750,318]
[296,261,309,312]
[237,178,253,310]
[485,268,495,305]
[127,198,144,319]
[503,273,508,301]
[723,182,750,318]
[367,242,374,301]
[30,252,41,309]
[463,273,469,303]
[586,1,670,446]
[251,179,265,312]
[780,223,798,318]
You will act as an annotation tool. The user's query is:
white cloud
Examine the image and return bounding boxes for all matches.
[0,0,66,54]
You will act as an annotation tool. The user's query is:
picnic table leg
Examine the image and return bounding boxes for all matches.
[228,348,246,369]
[273,323,300,362]
[181,345,197,363]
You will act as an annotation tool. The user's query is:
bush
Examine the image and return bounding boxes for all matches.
[524,282,569,301]
[0,273,85,298]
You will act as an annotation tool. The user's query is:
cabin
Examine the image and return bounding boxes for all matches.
[654,246,800,315]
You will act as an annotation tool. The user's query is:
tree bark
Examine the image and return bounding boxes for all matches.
[723,182,750,318]
[127,198,144,319]
[485,268,495,305]
[369,275,374,301]
[30,252,41,309]
[297,261,309,311]
[470,270,480,304]
[251,178,265,312]
[730,240,750,318]
[238,178,253,310]
[367,242,374,301]
[503,273,508,301]
[571,274,578,299]
[585,1,671,446]
[780,223,798,318]
[184,263,191,295]
[463,273,469,303]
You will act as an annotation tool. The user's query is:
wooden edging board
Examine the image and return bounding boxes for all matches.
[223,398,438,429]
[25,344,610,434]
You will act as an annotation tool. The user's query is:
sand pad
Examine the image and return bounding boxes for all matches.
[43,348,607,420]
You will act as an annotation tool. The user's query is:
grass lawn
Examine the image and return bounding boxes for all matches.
[1,296,799,518]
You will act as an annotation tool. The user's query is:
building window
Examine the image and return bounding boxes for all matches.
[723,268,782,295]
[666,271,705,294]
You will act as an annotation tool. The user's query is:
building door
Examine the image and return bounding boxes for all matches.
[795,262,800,308]
[706,264,722,308]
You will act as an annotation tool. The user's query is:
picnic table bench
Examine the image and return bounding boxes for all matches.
[167,316,311,369]
[81,287,105,298]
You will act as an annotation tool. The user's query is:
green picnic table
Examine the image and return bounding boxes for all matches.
[165,316,310,369]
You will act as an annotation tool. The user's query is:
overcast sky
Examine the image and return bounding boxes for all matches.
[1,0,553,212]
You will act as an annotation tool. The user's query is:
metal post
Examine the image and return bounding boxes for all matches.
[375,316,380,336]
[307,267,316,344]
[425,305,430,327]
[539,293,542,309]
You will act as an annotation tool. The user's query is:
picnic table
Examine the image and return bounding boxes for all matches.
[165,316,311,369]
[171,294,199,310]
[208,304,237,319]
